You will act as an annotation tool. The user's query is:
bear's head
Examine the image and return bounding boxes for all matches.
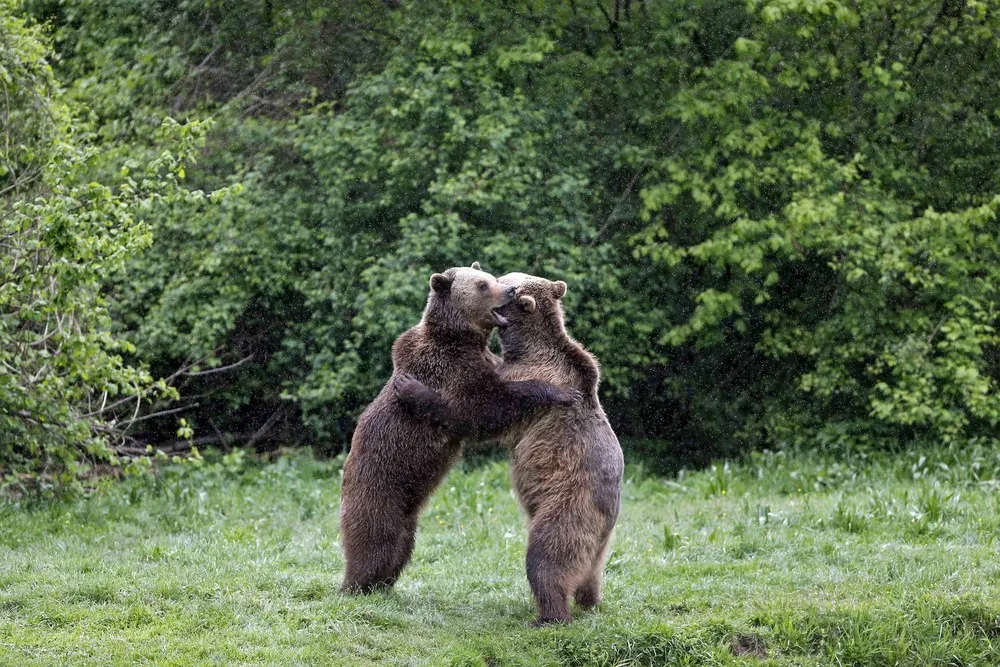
[425,262,515,337]
[494,272,568,352]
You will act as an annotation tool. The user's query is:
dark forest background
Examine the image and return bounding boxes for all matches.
[3,0,1000,486]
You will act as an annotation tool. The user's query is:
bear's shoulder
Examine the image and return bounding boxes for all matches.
[391,324,430,370]
[392,322,494,383]
[562,336,601,392]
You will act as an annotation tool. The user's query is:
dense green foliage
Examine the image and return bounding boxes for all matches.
[5,444,1000,663]
[6,0,1000,474]
[0,2,224,487]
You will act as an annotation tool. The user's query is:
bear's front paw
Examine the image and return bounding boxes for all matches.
[392,373,425,402]
[555,388,583,407]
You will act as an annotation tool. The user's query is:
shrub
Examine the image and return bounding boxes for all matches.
[0,3,220,490]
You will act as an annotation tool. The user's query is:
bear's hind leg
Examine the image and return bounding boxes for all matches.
[525,518,593,625]
[573,570,602,609]
[341,509,408,594]
[384,513,419,586]
[575,531,613,609]
[525,545,571,625]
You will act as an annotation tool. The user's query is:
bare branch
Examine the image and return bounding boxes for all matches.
[246,406,286,449]
[118,402,201,428]
[82,393,142,418]
[207,417,230,449]
[183,354,255,377]
[163,347,224,384]
[591,165,647,246]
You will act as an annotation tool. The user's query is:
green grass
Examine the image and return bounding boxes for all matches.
[3,445,1000,666]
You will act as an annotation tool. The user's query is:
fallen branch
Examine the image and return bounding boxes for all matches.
[246,406,286,449]
[113,430,255,456]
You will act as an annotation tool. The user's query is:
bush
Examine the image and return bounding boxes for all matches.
[14,0,1000,465]
[632,0,1000,450]
[0,2,221,490]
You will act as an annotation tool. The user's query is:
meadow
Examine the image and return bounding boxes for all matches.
[3,445,1000,666]
[5,3,1000,664]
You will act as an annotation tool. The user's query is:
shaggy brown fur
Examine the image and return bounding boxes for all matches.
[340,263,577,594]
[394,272,624,625]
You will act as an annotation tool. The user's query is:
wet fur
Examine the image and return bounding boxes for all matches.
[340,264,575,594]
[496,274,624,625]
[392,273,624,624]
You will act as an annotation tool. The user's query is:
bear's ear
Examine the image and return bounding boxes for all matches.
[470,261,481,271]
[551,280,567,300]
[430,273,453,293]
[518,295,537,313]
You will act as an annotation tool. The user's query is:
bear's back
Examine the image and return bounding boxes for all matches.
[501,335,623,521]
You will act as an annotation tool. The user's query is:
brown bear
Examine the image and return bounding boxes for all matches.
[339,263,578,594]
[394,272,624,625]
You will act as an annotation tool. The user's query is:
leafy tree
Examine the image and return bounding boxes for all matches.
[633,0,1000,450]
[14,0,1000,468]
[0,2,218,489]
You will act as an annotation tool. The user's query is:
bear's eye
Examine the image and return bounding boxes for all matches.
[477,282,488,291]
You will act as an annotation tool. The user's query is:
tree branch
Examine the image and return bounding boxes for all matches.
[590,165,647,246]
[246,406,286,449]
[909,1,949,69]
[118,403,201,428]
[593,0,622,50]
[183,354,255,377]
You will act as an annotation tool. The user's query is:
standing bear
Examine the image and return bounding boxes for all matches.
[396,272,624,624]
[340,263,577,594]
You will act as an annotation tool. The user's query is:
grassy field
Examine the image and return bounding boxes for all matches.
[3,445,1000,666]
